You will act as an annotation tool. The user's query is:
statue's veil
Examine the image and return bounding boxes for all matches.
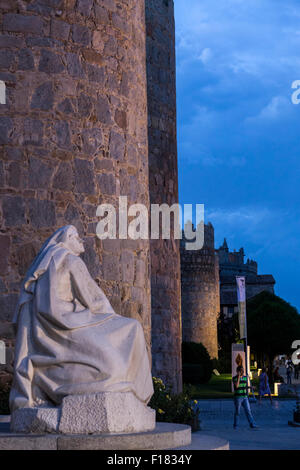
[13,225,76,323]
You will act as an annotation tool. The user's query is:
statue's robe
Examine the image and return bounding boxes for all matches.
[10,251,153,412]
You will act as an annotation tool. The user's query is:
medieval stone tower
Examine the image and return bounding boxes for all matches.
[180,223,220,359]
[0,0,181,392]
[146,0,182,392]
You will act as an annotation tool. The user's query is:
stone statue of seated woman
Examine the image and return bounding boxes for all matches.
[9,225,154,434]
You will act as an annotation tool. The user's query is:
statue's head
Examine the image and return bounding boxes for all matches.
[61,226,85,256]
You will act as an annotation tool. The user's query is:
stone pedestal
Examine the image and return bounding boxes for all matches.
[0,422,193,450]
[11,392,155,435]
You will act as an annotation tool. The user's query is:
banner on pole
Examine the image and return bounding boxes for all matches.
[236,276,247,339]
[231,343,245,392]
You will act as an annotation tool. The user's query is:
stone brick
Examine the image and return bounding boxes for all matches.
[27,0,64,15]
[66,52,85,78]
[64,204,84,234]
[109,130,125,161]
[121,251,134,283]
[127,144,138,166]
[102,253,119,281]
[16,242,38,276]
[54,121,72,150]
[28,198,56,228]
[82,128,103,155]
[18,48,34,71]
[112,12,130,35]
[104,36,117,56]
[100,0,116,11]
[74,158,95,194]
[31,82,54,111]
[57,98,75,114]
[7,161,21,188]
[86,64,105,84]
[95,5,109,23]
[0,50,14,69]
[102,238,120,252]
[28,157,54,189]
[0,71,16,83]
[6,147,23,161]
[106,72,119,93]
[3,14,43,34]
[0,322,14,339]
[51,19,70,41]
[135,259,146,287]
[0,236,10,275]
[72,24,91,46]
[81,237,101,278]
[38,49,64,74]
[94,158,113,172]
[114,109,127,130]
[77,93,93,118]
[92,31,104,52]
[23,118,43,146]
[52,161,74,191]
[26,37,57,48]
[0,117,13,145]
[95,95,112,124]
[77,0,93,17]
[2,196,25,227]
[82,49,104,66]
[97,173,116,196]
[0,35,23,48]
[0,294,18,322]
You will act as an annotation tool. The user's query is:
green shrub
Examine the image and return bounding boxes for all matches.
[149,377,200,432]
[182,342,213,384]
[182,363,212,385]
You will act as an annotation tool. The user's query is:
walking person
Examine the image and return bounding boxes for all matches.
[232,365,258,429]
[259,368,272,404]
[294,363,299,381]
[273,366,284,383]
[286,360,293,385]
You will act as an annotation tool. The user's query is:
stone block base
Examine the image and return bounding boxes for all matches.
[10,407,59,434]
[10,392,155,435]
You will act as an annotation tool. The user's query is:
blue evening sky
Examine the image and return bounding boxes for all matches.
[175,0,300,311]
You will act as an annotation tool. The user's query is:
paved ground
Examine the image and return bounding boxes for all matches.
[196,398,300,450]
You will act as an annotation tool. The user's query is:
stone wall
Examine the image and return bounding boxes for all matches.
[146,0,182,392]
[0,0,152,381]
[181,223,220,359]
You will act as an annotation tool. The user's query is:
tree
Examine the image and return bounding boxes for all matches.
[247,291,300,371]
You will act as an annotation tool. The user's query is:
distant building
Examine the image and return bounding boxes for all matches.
[217,239,276,318]
[180,223,220,359]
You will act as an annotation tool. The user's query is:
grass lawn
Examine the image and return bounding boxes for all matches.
[187,373,269,399]
[187,373,295,400]
[188,373,234,399]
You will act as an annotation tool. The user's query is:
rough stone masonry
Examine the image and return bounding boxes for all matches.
[0,0,182,393]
